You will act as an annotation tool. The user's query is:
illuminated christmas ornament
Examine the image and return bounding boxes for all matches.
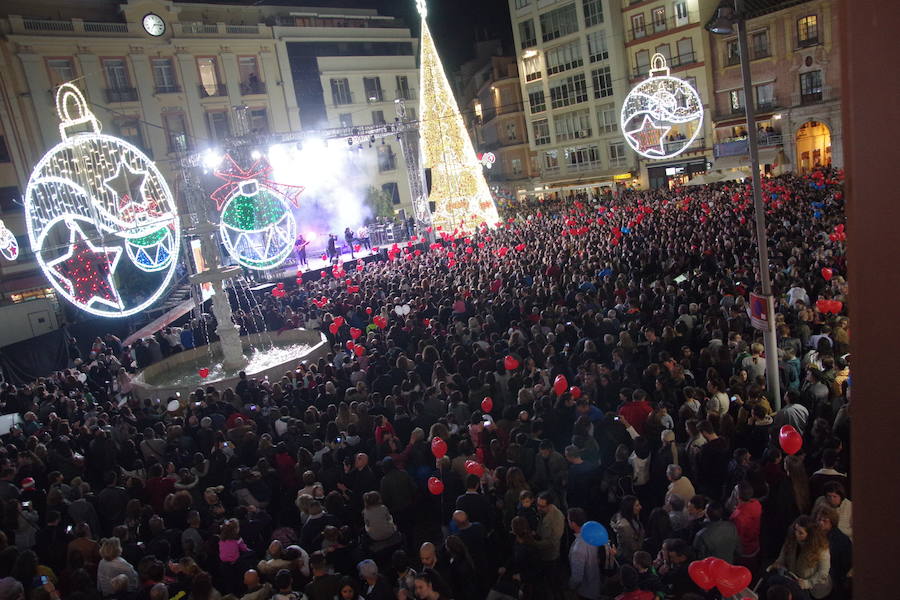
[212,155,303,271]
[24,83,180,317]
[0,220,18,261]
[418,0,500,232]
[620,53,704,160]
[478,152,496,169]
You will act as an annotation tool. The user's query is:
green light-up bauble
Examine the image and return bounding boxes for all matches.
[219,179,296,270]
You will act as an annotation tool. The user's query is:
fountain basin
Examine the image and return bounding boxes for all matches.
[130,328,329,401]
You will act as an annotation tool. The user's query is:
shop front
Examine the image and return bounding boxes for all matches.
[646,157,710,189]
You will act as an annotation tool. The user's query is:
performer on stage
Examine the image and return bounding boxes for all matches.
[344,227,355,258]
[294,234,308,267]
[327,234,338,263]
[356,224,370,250]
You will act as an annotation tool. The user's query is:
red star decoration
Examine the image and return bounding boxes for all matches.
[49,223,122,310]
[626,115,671,156]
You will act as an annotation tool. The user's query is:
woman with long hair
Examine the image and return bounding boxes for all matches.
[610,495,645,563]
[768,515,832,599]
[502,467,531,528]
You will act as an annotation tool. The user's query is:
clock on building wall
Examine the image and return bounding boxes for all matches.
[142,13,166,37]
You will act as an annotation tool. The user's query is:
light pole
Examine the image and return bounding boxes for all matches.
[708,0,782,408]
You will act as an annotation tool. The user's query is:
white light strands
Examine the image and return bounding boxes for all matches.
[0,220,18,261]
[24,83,180,317]
[620,53,704,160]
[212,154,304,271]
[418,0,501,232]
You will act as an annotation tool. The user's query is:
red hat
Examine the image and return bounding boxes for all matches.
[20,477,35,490]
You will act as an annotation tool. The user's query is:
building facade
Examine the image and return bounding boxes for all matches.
[707,0,841,175]
[621,0,718,188]
[457,42,539,201]
[509,0,635,197]
[0,0,419,303]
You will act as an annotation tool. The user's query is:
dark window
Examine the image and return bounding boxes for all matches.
[382,182,400,205]
[0,136,10,163]
[800,70,823,103]
[0,186,20,213]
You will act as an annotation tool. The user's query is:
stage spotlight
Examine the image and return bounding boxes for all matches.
[251,149,262,160]
[202,149,222,170]
[305,231,318,243]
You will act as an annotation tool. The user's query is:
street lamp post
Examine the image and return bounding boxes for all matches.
[709,0,782,408]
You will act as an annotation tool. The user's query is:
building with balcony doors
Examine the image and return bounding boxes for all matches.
[0,0,419,304]
[622,0,719,188]
[509,0,635,198]
[706,0,841,175]
[457,41,539,201]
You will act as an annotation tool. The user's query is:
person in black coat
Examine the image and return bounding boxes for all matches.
[815,504,852,599]
[454,474,493,532]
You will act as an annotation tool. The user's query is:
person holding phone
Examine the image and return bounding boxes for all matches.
[766,515,832,599]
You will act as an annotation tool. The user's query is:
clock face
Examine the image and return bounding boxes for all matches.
[142,13,166,37]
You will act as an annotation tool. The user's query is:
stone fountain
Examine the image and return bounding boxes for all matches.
[130,222,328,401]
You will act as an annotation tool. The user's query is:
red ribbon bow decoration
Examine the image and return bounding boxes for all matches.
[210,154,305,211]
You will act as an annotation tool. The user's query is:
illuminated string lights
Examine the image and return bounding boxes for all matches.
[24,83,180,317]
[418,1,500,232]
[0,220,18,261]
[213,154,302,271]
[620,53,704,160]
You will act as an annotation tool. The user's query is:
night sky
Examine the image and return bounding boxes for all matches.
[188,0,514,72]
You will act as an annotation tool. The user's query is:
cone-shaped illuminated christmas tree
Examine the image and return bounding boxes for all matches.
[417,0,500,233]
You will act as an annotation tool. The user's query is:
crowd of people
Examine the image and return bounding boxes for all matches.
[0,167,851,600]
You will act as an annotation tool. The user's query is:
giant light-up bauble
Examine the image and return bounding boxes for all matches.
[219,179,296,270]
[0,220,18,261]
[24,84,180,317]
[621,53,704,160]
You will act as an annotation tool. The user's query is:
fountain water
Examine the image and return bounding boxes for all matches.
[129,220,328,400]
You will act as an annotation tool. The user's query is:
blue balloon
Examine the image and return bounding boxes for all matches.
[621,227,631,234]
[811,201,824,208]
[581,521,609,547]
[771,193,778,200]
[813,210,822,219]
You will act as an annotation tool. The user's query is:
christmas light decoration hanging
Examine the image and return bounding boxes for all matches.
[620,53,704,160]
[212,154,304,271]
[0,220,18,261]
[24,83,180,317]
[417,0,500,232]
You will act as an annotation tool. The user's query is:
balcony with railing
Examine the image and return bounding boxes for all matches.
[332,92,354,107]
[240,80,267,95]
[395,88,416,101]
[626,12,699,43]
[9,16,130,35]
[155,84,181,94]
[633,51,697,78]
[365,89,386,103]
[378,153,397,172]
[658,136,706,156]
[800,90,823,105]
[199,84,227,98]
[714,133,784,158]
[105,87,138,103]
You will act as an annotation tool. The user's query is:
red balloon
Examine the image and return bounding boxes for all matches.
[345,341,355,350]
[829,300,843,314]
[688,559,716,591]
[553,375,568,396]
[353,345,365,357]
[716,564,752,597]
[334,316,345,328]
[706,558,730,590]
[569,386,582,400]
[277,282,284,290]
[431,437,447,459]
[835,223,845,233]
[504,355,519,371]
[329,322,339,335]
[780,428,803,455]
[465,460,485,476]
[821,267,833,281]
[427,477,444,495]
[198,368,210,379]
[366,307,373,315]
[816,299,831,313]
[350,327,362,340]
[481,397,493,413]
[374,316,387,329]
